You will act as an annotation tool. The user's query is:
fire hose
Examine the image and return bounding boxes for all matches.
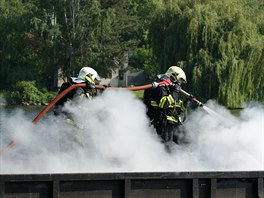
[0,80,202,157]
[179,89,203,107]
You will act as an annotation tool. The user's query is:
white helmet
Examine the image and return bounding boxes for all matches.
[78,67,101,84]
[165,66,187,84]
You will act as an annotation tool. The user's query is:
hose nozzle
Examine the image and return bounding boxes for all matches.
[191,98,203,107]
[179,89,203,107]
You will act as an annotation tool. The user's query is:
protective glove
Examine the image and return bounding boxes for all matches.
[152,79,172,88]
[184,99,199,110]
[188,94,203,107]
[161,79,172,86]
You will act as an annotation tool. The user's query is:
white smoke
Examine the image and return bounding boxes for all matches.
[0,90,263,173]
[0,96,7,106]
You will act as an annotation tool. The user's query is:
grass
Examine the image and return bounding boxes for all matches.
[134,90,144,100]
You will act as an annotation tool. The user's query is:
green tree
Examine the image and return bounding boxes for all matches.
[149,0,264,107]
[0,0,146,91]
[0,0,41,89]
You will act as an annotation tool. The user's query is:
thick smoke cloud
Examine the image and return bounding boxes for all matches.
[0,90,263,173]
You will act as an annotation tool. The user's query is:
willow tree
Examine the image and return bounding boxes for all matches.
[149,0,264,107]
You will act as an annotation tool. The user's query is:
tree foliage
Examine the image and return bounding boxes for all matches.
[5,80,55,105]
[0,0,41,89]
[149,0,264,107]
[0,0,263,107]
[0,0,143,90]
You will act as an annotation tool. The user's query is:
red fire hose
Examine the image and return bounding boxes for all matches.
[1,80,201,157]
[0,83,155,157]
[32,83,154,124]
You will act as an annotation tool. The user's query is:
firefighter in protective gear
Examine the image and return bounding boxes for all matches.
[143,66,188,144]
[53,67,101,119]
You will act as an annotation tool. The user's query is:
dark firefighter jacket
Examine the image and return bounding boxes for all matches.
[53,77,97,116]
[143,76,186,127]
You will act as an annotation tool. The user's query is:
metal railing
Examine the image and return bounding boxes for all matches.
[0,171,263,198]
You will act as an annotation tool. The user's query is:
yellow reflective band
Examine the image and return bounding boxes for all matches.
[167,94,174,105]
[151,100,158,107]
[159,96,167,108]
[160,95,174,108]
[166,116,179,123]
[66,118,84,129]
[85,76,94,84]
[175,103,181,108]
[175,101,186,111]
[167,95,175,108]
[66,118,75,125]
[86,93,92,100]
[179,100,186,111]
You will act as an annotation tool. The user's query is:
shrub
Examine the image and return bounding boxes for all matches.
[6,81,47,105]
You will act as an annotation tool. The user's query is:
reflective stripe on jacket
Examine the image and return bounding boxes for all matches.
[149,86,185,124]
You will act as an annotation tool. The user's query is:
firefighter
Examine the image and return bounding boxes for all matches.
[53,67,101,121]
[143,66,189,144]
